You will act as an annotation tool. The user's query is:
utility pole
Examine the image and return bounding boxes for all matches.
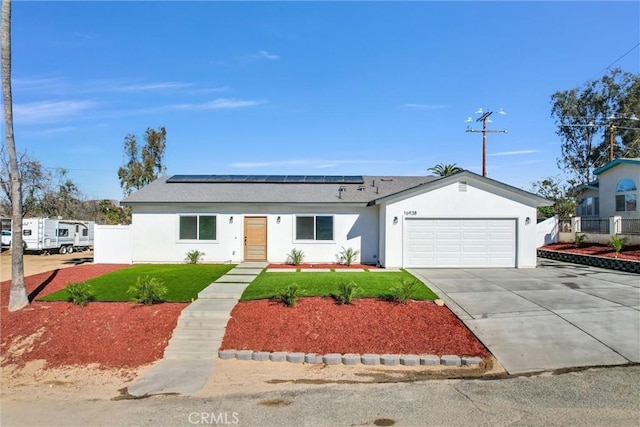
[606,113,639,161]
[465,108,507,177]
[562,113,639,163]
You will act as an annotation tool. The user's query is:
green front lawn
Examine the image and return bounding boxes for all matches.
[40,264,235,303]
[240,270,438,301]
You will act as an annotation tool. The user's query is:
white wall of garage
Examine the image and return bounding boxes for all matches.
[380,180,539,268]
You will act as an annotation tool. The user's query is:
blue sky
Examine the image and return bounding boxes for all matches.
[5,1,640,201]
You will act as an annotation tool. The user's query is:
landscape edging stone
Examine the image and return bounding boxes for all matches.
[537,249,640,274]
[219,350,483,367]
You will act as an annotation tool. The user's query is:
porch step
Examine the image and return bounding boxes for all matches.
[173,327,227,338]
[167,337,222,350]
[198,284,249,299]
[164,348,218,361]
[177,318,229,329]
[214,275,255,284]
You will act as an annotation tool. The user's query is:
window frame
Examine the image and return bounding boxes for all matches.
[615,178,637,212]
[294,215,335,242]
[177,214,218,242]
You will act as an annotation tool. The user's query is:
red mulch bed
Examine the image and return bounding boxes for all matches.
[268,263,378,269]
[2,265,490,371]
[1,264,187,369]
[221,298,489,357]
[541,243,640,262]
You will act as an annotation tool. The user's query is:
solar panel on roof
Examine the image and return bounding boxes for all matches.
[304,176,325,183]
[167,174,365,184]
[343,176,364,183]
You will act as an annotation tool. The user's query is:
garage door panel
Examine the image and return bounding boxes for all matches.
[405,218,516,268]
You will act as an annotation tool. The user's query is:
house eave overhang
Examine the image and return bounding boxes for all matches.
[121,201,371,207]
[594,159,640,175]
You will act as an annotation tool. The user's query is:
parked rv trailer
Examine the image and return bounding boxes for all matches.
[22,218,95,254]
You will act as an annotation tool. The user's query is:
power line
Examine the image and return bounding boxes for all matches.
[590,42,640,80]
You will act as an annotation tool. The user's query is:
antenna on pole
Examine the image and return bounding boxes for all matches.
[465,108,508,177]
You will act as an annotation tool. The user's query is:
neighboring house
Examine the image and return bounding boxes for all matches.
[576,158,640,219]
[121,171,551,269]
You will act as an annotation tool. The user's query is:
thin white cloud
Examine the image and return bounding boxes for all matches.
[226,50,281,64]
[489,150,540,156]
[257,50,280,60]
[13,77,197,95]
[230,158,409,169]
[116,82,193,92]
[14,100,97,124]
[402,104,451,110]
[23,126,77,137]
[169,98,265,110]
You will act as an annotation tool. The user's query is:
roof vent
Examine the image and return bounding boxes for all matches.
[459,181,468,192]
[357,185,366,191]
[338,186,347,199]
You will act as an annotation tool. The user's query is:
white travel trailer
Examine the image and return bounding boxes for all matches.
[22,218,95,254]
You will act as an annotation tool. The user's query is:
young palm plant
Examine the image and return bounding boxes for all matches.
[609,236,626,258]
[428,163,464,177]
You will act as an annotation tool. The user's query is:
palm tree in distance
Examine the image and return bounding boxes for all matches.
[428,163,464,177]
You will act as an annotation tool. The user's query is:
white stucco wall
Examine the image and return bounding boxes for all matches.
[380,181,539,268]
[94,225,132,264]
[597,163,640,219]
[536,216,559,247]
[130,204,379,264]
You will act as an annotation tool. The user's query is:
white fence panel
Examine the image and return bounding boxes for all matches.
[536,216,559,248]
[94,225,132,264]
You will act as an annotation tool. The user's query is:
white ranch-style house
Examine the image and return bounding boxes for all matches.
[120,171,552,269]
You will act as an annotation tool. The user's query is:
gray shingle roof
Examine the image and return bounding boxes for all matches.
[122,175,438,205]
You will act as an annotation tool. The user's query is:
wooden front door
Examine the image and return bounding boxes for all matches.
[244,216,267,261]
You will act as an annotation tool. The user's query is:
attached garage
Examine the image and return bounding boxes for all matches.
[403,218,516,268]
[374,172,552,269]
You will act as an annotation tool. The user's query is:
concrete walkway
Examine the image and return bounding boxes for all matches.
[410,259,640,375]
[128,262,267,396]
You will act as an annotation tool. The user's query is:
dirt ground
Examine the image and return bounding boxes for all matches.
[0,249,94,282]
[1,356,505,402]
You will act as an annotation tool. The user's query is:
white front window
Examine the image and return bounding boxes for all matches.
[295,215,334,241]
[179,215,217,240]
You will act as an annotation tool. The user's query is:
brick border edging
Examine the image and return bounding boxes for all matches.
[537,249,640,274]
[218,350,483,367]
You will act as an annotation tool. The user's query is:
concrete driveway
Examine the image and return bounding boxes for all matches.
[410,259,640,374]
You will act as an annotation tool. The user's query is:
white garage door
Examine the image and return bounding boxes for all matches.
[404,218,516,268]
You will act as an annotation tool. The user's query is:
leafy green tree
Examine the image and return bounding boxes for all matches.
[2,0,28,311]
[1,151,85,219]
[97,199,129,224]
[551,68,640,185]
[531,176,576,220]
[118,126,167,196]
[0,147,51,217]
[428,163,464,177]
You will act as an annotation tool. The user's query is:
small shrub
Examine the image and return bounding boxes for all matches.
[334,281,362,305]
[66,282,94,306]
[574,233,588,247]
[185,249,205,264]
[340,247,360,266]
[128,276,167,305]
[389,279,418,304]
[609,235,626,256]
[275,282,305,307]
[288,248,305,266]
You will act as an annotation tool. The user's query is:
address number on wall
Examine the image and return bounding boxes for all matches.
[404,211,417,216]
